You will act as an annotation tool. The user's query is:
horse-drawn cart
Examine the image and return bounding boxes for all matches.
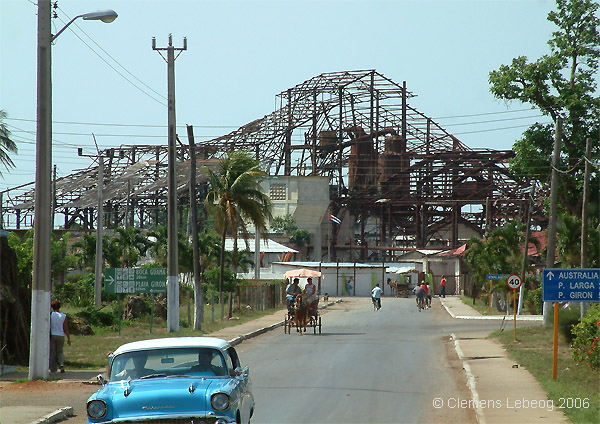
[282,268,323,335]
[284,304,322,334]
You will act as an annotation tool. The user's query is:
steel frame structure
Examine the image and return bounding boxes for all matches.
[1,70,540,260]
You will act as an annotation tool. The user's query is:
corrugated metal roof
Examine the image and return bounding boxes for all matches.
[225,238,298,253]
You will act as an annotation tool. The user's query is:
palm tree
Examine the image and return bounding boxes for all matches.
[71,233,97,272]
[147,226,169,267]
[0,110,17,176]
[112,227,150,267]
[204,150,272,318]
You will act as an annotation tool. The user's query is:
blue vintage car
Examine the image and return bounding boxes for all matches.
[87,337,255,424]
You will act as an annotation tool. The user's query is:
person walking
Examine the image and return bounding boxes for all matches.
[440,275,447,298]
[49,299,71,373]
[371,283,383,310]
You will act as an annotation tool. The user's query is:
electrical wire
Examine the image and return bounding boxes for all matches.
[53,10,167,107]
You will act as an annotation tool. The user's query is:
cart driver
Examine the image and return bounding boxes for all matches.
[286,278,302,312]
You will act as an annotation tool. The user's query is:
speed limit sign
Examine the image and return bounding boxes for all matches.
[507,274,522,290]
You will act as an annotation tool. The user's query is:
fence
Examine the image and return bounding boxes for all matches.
[236,283,286,311]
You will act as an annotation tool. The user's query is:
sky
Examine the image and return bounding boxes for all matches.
[1,0,558,197]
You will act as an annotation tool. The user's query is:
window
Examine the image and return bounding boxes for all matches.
[270,183,286,200]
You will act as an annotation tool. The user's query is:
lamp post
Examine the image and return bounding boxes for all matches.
[30,1,117,381]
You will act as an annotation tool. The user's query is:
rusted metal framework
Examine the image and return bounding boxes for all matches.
[2,70,539,259]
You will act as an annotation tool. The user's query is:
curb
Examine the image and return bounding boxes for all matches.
[30,407,73,424]
[451,334,486,424]
[440,299,542,321]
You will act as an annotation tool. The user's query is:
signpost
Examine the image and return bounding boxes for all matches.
[543,268,600,381]
[542,268,599,302]
[507,274,522,341]
[486,274,509,312]
[104,267,167,294]
[104,268,167,334]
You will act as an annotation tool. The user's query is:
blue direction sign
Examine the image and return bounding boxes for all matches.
[543,268,600,302]
[487,274,509,280]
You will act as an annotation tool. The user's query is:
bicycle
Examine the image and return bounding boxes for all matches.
[371,296,381,311]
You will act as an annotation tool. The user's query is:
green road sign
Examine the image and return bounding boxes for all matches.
[104,268,167,294]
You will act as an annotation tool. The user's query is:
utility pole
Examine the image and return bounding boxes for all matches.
[153,34,187,332]
[518,183,535,315]
[187,125,204,330]
[580,137,592,317]
[30,0,52,380]
[544,117,562,325]
[95,156,104,307]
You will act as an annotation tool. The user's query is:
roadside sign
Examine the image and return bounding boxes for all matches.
[542,268,600,302]
[104,268,167,294]
[507,274,522,290]
[486,274,509,280]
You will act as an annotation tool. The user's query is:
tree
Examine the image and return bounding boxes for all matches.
[272,214,311,247]
[463,221,528,306]
[71,233,98,272]
[0,110,18,176]
[147,226,168,267]
[557,212,600,267]
[110,227,150,268]
[204,150,272,318]
[489,0,599,217]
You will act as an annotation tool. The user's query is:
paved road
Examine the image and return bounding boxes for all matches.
[1,296,546,423]
[239,297,482,423]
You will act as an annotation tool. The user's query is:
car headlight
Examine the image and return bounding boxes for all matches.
[87,399,107,419]
[211,393,230,411]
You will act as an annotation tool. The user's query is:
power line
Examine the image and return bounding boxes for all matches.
[57,6,167,102]
[441,114,545,127]
[433,108,538,120]
[53,10,167,107]
[5,117,238,129]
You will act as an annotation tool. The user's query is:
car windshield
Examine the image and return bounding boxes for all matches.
[109,347,228,381]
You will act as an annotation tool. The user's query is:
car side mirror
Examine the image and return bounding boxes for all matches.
[97,374,107,386]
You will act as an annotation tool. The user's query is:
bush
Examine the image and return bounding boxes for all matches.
[54,273,94,307]
[571,304,600,371]
[75,306,115,327]
[558,305,581,344]
[525,287,543,315]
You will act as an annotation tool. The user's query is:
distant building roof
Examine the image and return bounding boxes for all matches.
[436,244,467,257]
[225,238,298,253]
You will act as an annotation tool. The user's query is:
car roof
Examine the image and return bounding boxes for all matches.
[112,337,230,356]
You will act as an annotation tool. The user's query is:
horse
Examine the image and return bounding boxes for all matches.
[387,278,400,297]
[293,295,309,335]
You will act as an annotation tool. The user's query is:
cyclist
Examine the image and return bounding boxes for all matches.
[421,282,429,309]
[415,282,425,311]
[371,283,383,310]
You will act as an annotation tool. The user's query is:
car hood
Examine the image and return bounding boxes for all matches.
[90,377,233,421]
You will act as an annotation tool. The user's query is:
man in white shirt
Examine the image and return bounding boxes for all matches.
[371,283,383,310]
[50,300,71,373]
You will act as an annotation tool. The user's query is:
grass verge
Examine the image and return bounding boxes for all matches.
[491,325,599,424]
[42,303,287,371]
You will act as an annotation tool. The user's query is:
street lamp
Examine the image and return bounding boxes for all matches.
[52,10,118,41]
[30,1,117,381]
